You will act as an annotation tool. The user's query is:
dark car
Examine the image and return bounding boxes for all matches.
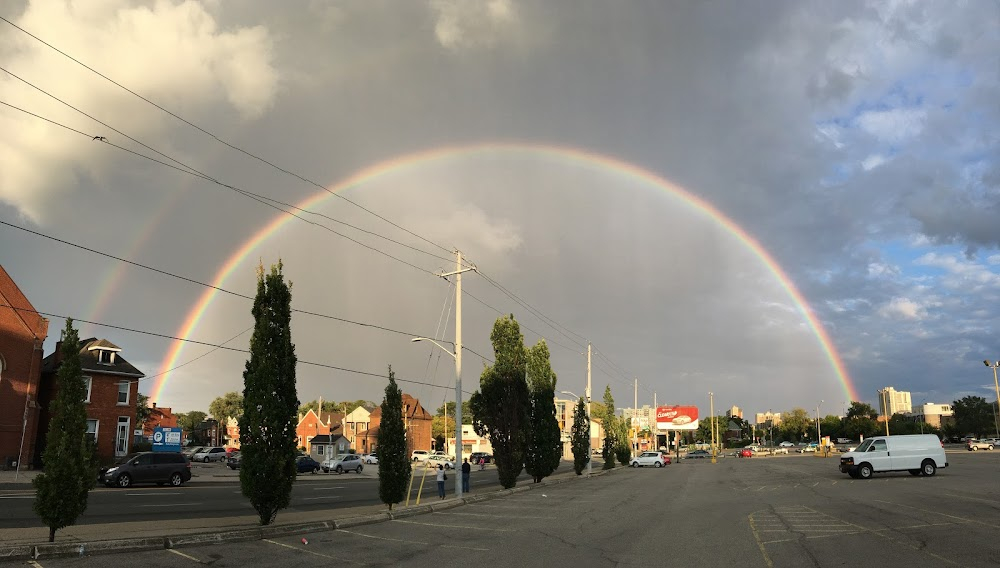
[685,450,711,459]
[470,452,493,464]
[296,455,321,474]
[227,452,241,470]
[100,452,191,488]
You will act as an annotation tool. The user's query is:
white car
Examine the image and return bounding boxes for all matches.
[778,441,794,447]
[322,454,364,474]
[192,447,227,462]
[630,451,669,468]
[426,454,455,469]
[411,450,430,462]
[771,447,789,455]
[363,453,379,464]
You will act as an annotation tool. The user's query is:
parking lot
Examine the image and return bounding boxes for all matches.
[12,450,1000,567]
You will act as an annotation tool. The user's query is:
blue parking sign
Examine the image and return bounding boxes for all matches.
[153,427,182,452]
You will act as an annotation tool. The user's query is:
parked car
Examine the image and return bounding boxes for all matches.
[226,452,241,470]
[685,449,711,459]
[182,446,205,458]
[779,441,794,447]
[967,439,994,451]
[839,434,947,479]
[362,453,379,464]
[100,452,191,488]
[427,454,455,469]
[323,453,364,474]
[738,448,753,458]
[631,451,670,467]
[192,447,228,462]
[771,447,789,455]
[469,452,493,464]
[411,450,430,462]
[295,455,321,474]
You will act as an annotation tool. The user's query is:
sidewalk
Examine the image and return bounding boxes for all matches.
[0,464,604,561]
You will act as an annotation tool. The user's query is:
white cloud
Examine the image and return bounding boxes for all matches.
[429,0,518,51]
[867,261,899,278]
[855,107,927,144]
[861,154,889,171]
[878,297,926,320]
[915,253,1000,290]
[0,0,278,222]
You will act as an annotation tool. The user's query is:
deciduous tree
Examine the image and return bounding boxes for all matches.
[377,366,410,509]
[953,396,994,438]
[469,315,530,488]
[239,262,298,526]
[33,319,95,542]
[209,392,243,424]
[571,398,590,475]
[524,340,561,483]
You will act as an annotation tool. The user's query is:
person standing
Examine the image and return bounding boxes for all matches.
[436,464,446,499]
[479,456,486,470]
[461,458,471,493]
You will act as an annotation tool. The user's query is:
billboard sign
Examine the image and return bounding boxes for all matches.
[656,406,699,430]
[152,427,182,452]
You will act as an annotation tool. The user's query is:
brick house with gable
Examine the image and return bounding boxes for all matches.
[357,393,432,455]
[37,337,143,463]
[296,409,344,453]
[0,265,49,469]
[142,404,178,438]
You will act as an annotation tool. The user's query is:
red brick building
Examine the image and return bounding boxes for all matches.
[0,265,49,469]
[37,338,143,463]
[357,393,432,455]
[142,404,178,438]
[295,409,344,453]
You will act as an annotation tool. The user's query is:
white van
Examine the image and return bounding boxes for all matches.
[839,434,947,479]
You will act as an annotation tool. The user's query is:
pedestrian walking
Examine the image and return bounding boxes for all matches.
[461,458,471,493]
[436,464,446,499]
[479,456,485,470]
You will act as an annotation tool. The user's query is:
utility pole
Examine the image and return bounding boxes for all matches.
[985,361,1000,439]
[586,343,592,477]
[709,391,716,463]
[633,378,638,454]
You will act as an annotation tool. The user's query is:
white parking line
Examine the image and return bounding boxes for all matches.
[337,528,429,545]
[393,519,514,532]
[127,492,181,496]
[0,495,34,499]
[138,503,202,507]
[263,539,362,564]
[301,496,340,500]
[167,549,202,563]
[442,544,490,551]
[435,511,556,520]
[312,486,345,490]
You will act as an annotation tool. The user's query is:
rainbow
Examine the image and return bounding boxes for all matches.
[152,143,860,403]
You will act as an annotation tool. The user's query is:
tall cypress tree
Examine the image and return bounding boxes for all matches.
[469,315,530,489]
[601,385,616,469]
[525,340,561,483]
[239,262,298,526]
[377,366,410,510]
[33,319,94,542]
[571,398,590,475]
[615,416,631,466]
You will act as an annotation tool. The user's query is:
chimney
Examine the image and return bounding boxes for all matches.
[152,402,157,409]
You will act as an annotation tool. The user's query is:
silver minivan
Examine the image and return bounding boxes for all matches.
[839,434,947,479]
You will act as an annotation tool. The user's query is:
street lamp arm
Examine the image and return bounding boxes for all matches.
[411,337,457,359]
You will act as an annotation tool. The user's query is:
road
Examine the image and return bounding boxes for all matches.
[16,450,1000,567]
[0,462,532,528]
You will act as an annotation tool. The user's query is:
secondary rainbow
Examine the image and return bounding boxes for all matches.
[152,143,860,403]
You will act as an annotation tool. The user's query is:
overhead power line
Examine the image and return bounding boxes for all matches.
[0,15,460,259]
[0,219,452,344]
[0,95,445,277]
[0,303,471,393]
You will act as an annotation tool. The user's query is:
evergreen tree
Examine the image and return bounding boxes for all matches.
[377,366,410,509]
[469,315,530,489]
[33,319,95,542]
[524,340,561,483]
[571,398,590,475]
[239,262,298,526]
[601,385,616,469]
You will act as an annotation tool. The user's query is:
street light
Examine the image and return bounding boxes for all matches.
[708,392,716,464]
[984,361,1000,438]
[816,400,824,445]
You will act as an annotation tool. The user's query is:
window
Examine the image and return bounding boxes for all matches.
[86,419,99,443]
[317,445,324,455]
[117,381,129,405]
[97,350,115,364]
[871,440,887,452]
[83,377,92,403]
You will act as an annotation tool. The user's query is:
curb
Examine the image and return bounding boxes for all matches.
[0,468,602,562]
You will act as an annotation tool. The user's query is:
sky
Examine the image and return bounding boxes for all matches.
[2,0,999,420]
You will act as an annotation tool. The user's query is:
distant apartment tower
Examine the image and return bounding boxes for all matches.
[754,411,782,426]
[726,406,743,419]
[878,387,912,416]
